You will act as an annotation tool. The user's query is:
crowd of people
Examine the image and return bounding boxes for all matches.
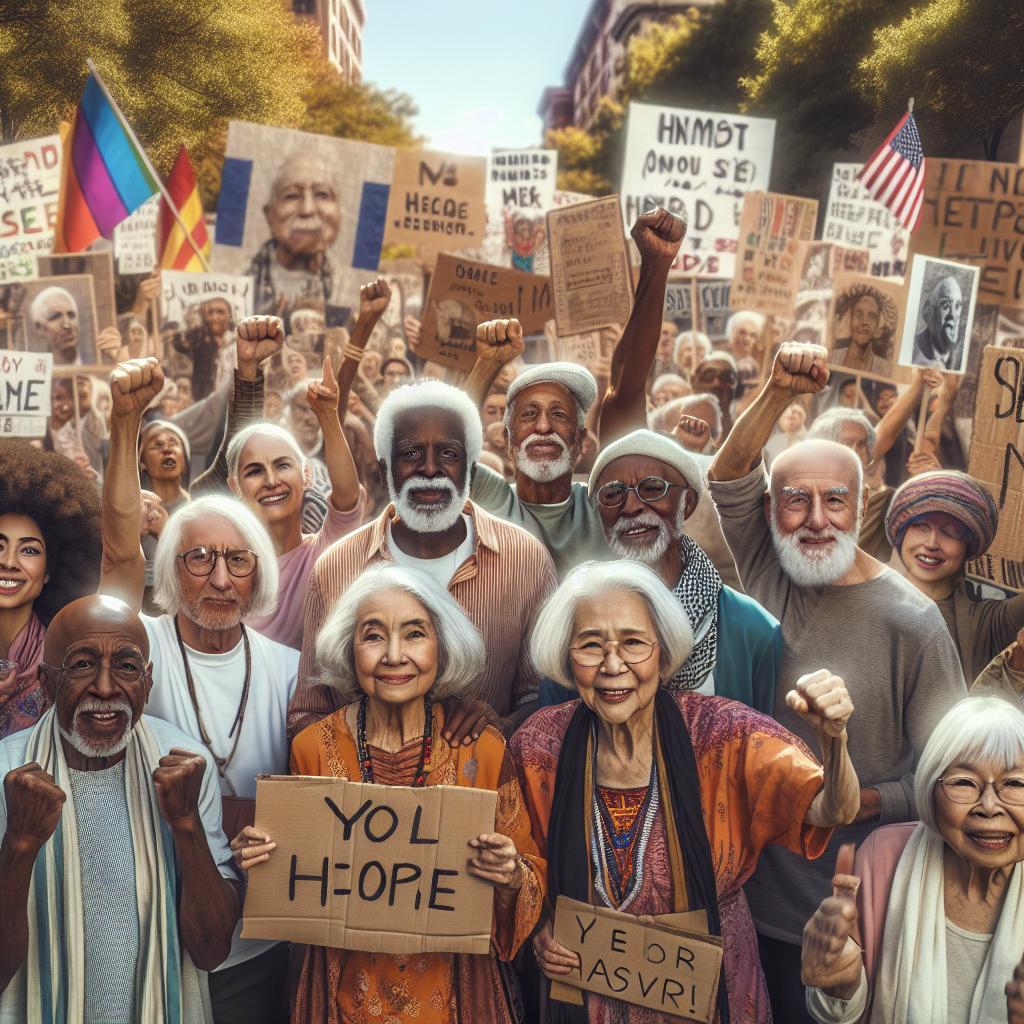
[1,205,1023,1024]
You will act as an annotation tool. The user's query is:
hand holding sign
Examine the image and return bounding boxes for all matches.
[231,825,277,871]
[534,918,581,978]
[770,342,830,396]
[801,843,863,997]
[110,357,163,421]
[785,670,853,738]
[632,207,686,265]
[475,318,524,366]
[96,326,123,361]
[467,832,523,892]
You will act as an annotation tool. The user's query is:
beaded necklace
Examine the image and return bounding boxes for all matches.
[355,692,434,786]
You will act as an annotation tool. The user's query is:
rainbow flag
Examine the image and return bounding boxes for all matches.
[53,69,159,252]
[159,145,210,270]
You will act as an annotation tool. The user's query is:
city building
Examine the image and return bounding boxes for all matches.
[291,0,365,82]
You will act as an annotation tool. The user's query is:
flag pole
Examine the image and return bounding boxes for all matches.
[85,59,211,272]
[907,97,915,114]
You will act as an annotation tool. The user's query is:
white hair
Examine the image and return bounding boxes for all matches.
[649,392,723,438]
[227,422,307,481]
[152,495,279,618]
[373,380,483,468]
[652,373,689,395]
[529,560,694,689]
[674,330,711,368]
[30,285,77,326]
[726,311,765,339]
[314,566,485,704]
[808,408,877,460]
[915,697,1024,834]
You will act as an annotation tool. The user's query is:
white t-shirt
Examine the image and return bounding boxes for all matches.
[142,613,299,970]
[386,514,475,588]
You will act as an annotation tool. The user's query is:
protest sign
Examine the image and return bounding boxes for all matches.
[823,163,909,280]
[694,279,732,341]
[828,272,907,383]
[241,776,497,954]
[552,897,723,1022]
[547,196,634,337]
[213,121,395,321]
[0,351,51,438]
[966,346,1024,591]
[955,303,999,422]
[36,251,118,331]
[417,253,553,370]
[664,278,695,332]
[13,275,100,366]
[481,148,557,271]
[0,135,61,285]
[620,103,776,278]
[161,271,254,327]
[383,148,487,261]
[113,196,159,275]
[792,242,871,347]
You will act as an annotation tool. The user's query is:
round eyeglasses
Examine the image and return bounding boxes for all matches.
[938,774,1024,806]
[596,476,685,509]
[569,638,658,668]
[40,652,146,687]
[177,546,258,579]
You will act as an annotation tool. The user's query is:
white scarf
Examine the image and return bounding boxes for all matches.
[870,823,1024,1024]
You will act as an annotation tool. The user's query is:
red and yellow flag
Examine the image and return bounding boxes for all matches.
[159,145,210,270]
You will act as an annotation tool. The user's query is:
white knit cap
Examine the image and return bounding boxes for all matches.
[506,361,598,415]
[587,429,705,498]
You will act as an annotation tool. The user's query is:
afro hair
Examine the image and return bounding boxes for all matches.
[0,441,102,625]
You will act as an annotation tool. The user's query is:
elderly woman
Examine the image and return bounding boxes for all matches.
[802,696,1024,1023]
[513,560,860,1023]
[885,471,1024,683]
[138,418,191,514]
[232,565,544,1023]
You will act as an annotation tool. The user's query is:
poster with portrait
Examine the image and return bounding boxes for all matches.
[897,255,980,374]
[827,272,907,383]
[11,275,101,366]
[791,242,870,347]
[213,121,395,328]
[36,251,117,332]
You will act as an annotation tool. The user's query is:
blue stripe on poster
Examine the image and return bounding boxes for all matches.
[215,157,253,246]
[352,181,389,270]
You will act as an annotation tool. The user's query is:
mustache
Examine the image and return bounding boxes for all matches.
[400,475,458,501]
[74,697,132,719]
[518,432,570,455]
[610,509,668,540]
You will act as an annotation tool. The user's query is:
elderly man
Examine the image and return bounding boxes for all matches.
[0,594,239,1022]
[290,378,557,742]
[463,207,686,575]
[692,350,740,437]
[247,150,341,318]
[173,297,235,401]
[28,286,119,365]
[707,341,967,1022]
[100,358,298,1024]
[726,309,765,396]
[913,273,964,370]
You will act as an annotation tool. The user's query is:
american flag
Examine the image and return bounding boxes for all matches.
[858,111,926,231]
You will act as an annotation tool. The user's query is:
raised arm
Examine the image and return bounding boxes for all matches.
[873,368,941,461]
[336,278,391,421]
[598,207,686,444]
[464,319,524,408]
[307,354,360,513]
[100,357,164,611]
[919,372,959,458]
[709,343,829,482]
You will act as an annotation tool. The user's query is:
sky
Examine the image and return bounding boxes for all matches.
[362,0,591,154]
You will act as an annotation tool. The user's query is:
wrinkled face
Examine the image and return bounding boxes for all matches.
[288,391,321,450]
[836,421,870,468]
[570,590,661,726]
[778,402,806,434]
[0,513,48,612]
[353,588,439,706]
[482,393,506,428]
[201,299,231,336]
[50,380,73,427]
[507,382,583,483]
[233,433,307,527]
[730,319,759,359]
[692,359,736,409]
[927,277,963,350]
[658,322,676,359]
[652,380,687,407]
[264,156,341,257]
[850,295,881,348]
[140,429,185,483]
[935,756,1024,871]
[176,517,257,632]
[899,511,969,584]
[35,290,79,354]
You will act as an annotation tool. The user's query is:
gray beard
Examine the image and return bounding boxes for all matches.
[59,698,133,759]
[606,505,687,565]
[514,433,574,483]
[769,509,861,587]
[389,473,469,534]
[180,594,248,632]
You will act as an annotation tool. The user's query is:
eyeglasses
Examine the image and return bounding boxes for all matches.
[177,546,258,578]
[695,369,737,385]
[938,774,1024,806]
[40,652,146,686]
[569,638,658,668]
[596,477,685,509]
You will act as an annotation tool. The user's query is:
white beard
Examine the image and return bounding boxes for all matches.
[390,473,468,534]
[607,504,687,565]
[59,697,133,759]
[515,433,574,482]
[769,508,861,587]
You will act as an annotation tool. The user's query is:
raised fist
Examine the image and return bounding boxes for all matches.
[770,342,829,396]
[306,355,339,419]
[110,357,163,419]
[631,207,686,264]
[672,413,711,452]
[802,843,863,996]
[4,763,65,853]
[235,316,284,369]
[475,319,524,365]
[152,747,207,830]
[359,278,392,318]
[785,669,853,738]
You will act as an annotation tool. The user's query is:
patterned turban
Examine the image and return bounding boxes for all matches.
[884,470,998,560]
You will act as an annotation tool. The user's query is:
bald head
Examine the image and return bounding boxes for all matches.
[770,439,863,499]
[44,595,149,665]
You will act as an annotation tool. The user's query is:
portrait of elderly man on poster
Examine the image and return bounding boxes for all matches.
[18,275,101,365]
[898,255,980,375]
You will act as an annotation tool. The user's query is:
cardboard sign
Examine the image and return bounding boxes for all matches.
[620,103,776,278]
[966,346,1024,591]
[913,159,1024,307]
[0,351,51,437]
[113,196,160,275]
[694,279,732,341]
[0,135,61,285]
[36,251,118,332]
[161,271,254,326]
[480,148,558,271]
[664,278,695,331]
[417,253,553,370]
[552,897,723,1022]
[828,271,908,383]
[547,196,634,336]
[823,163,909,280]
[242,776,497,954]
[384,148,487,259]
[792,243,871,347]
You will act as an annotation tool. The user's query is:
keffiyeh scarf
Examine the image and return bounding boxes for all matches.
[670,535,723,691]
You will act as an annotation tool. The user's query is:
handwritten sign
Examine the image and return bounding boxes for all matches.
[242,776,497,955]
[0,351,52,437]
[695,279,732,340]
[552,897,723,1022]
[664,278,695,331]
[966,346,1024,591]
[0,135,61,285]
[161,271,254,326]
[113,196,160,275]
[620,103,775,278]
[547,196,634,336]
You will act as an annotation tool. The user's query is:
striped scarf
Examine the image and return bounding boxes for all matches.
[670,535,723,691]
[10,708,210,1024]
